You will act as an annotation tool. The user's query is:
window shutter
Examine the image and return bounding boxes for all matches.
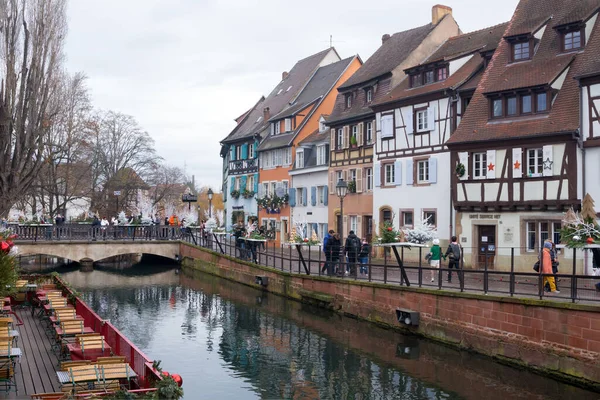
[288,188,296,207]
[394,160,402,186]
[486,150,496,179]
[405,111,414,135]
[342,170,347,182]
[241,144,248,160]
[375,162,381,187]
[254,140,259,158]
[429,157,437,183]
[230,177,235,194]
[512,148,522,178]
[311,186,317,206]
[356,167,363,193]
[458,152,469,180]
[330,128,336,148]
[357,216,362,238]
[343,126,350,149]
[254,174,259,193]
[427,106,436,131]
[329,172,335,194]
[270,123,275,135]
[285,118,291,132]
[381,114,393,138]
[230,145,236,161]
[358,123,364,146]
[406,159,414,185]
[240,175,247,190]
[302,188,307,206]
[324,187,328,205]
[542,145,553,177]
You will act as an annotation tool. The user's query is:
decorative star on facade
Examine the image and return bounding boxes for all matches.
[488,163,495,171]
[514,160,521,170]
[543,157,553,170]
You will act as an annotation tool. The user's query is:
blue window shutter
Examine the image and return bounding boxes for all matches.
[254,174,259,193]
[324,223,328,236]
[375,163,381,187]
[311,186,317,206]
[324,187,328,206]
[241,144,248,160]
[230,145,236,161]
[254,140,259,158]
[394,160,402,186]
[406,159,414,185]
[289,188,296,207]
[240,175,247,190]
[230,177,235,194]
[302,188,307,206]
[429,157,437,183]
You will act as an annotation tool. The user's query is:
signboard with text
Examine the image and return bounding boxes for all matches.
[182,194,198,203]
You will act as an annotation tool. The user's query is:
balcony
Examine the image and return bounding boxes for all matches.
[229,158,258,174]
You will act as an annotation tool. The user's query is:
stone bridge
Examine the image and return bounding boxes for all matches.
[16,240,181,264]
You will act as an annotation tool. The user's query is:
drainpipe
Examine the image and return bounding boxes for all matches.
[579,83,585,200]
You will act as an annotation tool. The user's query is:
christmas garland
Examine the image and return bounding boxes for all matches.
[455,163,466,178]
[257,194,289,213]
[241,189,255,199]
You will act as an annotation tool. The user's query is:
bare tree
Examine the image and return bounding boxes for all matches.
[0,0,68,217]
[146,164,185,207]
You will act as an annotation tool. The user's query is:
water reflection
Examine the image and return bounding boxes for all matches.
[57,264,596,400]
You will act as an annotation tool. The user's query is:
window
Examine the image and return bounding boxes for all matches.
[284,148,292,165]
[411,74,422,88]
[417,160,429,183]
[423,210,436,227]
[261,183,268,197]
[234,177,241,191]
[261,218,268,228]
[282,180,289,193]
[351,125,358,144]
[380,114,394,139]
[274,122,280,135]
[416,109,429,132]
[316,145,327,165]
[236,146,242,160]
[350,216,357,234]
[248,143,255,159]
[319,119,326,132]
[424,70,434,85]
[493,99,503,117]
[401,211,414,228]
[318,186,325,205]
[366,168,373,191]
[337,129,344,150]
[296,150,304,168]
[382,208,392,224]
[474,152,487,179]
[247,175,254,192]
[526,221,562,251]
[349,168,357,183]
[297,188,304,206]
[437,67,447,81]
[384,164,395,185]
[513,41,530,61]
[336,170,343,184]
[284,118,292,132]
[536,93,547,112]
[366,122,373,144]
[269,182,276,196]
[522,95,532,114]
[366,89,372,103]
[507,96,517,116]
[564,30,582,51]
[527,148,543,177]
[346,95,352,108]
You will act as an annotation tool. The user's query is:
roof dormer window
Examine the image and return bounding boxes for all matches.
[563,29,583,51]
[346,94,352,108]
[513,41,531,61]
[366,88,373,103]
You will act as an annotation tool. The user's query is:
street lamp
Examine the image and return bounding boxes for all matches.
[207,188,214,218]
[336,179,348,243]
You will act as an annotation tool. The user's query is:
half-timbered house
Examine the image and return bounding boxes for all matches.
[326,5,460,242]
[446,0,600,271]
[370,23,507,247]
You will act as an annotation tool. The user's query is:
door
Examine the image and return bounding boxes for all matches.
[363,216,373,243]
[281,219,288,242]
[477,225,496,269]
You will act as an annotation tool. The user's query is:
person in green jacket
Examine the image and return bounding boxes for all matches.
[428,238,442,282]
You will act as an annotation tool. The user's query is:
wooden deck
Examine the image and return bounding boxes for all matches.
[3,308,62,398]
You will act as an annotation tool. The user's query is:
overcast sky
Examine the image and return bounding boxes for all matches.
[65,0,519,191]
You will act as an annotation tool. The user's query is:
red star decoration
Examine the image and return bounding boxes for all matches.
[488,163,495,171]
[514,160,521,170]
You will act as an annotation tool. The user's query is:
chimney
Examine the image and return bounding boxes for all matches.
[282,71,289,80]
[381,34,391,44]
[263,107,270,121]
[432,4,452,25]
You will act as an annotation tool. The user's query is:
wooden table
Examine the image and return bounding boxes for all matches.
[67,338,112,361]
[57,363,137,391]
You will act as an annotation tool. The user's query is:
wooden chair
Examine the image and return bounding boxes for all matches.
[98,363,131,390]
[41,284,58,290]
[95,356,126,365]
[65,365,100,393]
[0,362,16,394]
[30,392,70,399]
[0,325,19,345]
[59,360,91,371]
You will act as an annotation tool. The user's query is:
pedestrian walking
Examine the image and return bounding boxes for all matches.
[345,230,361,277]
[443,236,462,283]
[541,241,559,294]
[427,238,442,282]
[329,233,341,276]
[321,230,334,274]
[359,239,370,275]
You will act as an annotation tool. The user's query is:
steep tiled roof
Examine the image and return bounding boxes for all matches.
[374,23,508,107]
[299,129,329,146]
[221,48,337,144]
[447,0,600,145]
[327,79,392,125]
[339,23,438,90]
[258,57,357,151]
[575,12,600,79]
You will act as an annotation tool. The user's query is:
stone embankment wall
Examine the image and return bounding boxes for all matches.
[180,242,600,390]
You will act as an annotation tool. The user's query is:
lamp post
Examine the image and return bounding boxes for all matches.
[336,180,348,244]
[207,188,214,218]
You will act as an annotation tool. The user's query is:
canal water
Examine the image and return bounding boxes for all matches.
[59,264,597,400]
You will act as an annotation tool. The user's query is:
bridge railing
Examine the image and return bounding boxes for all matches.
[12,224,200,242]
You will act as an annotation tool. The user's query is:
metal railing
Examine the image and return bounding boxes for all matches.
[12,224,191,242]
